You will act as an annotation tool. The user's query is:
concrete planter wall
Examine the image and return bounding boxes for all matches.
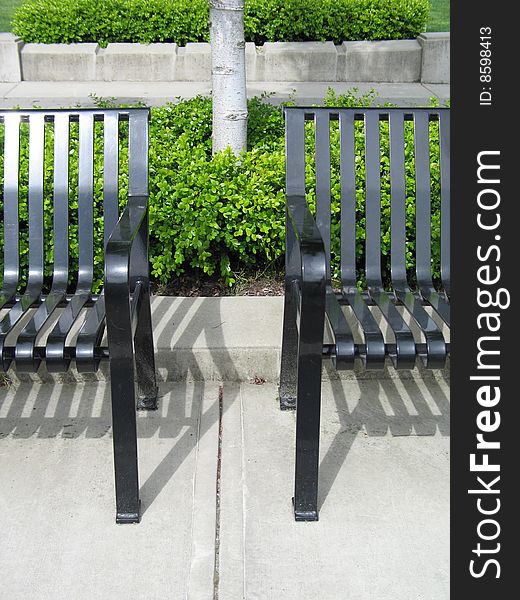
[1,32,449,84]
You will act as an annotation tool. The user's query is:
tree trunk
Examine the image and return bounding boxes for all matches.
[209,0,248,155]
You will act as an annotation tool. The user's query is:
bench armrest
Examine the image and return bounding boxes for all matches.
[106,195,148,253]
[286,194,325,251]
[286,194,327,291]
[105,195,149,293]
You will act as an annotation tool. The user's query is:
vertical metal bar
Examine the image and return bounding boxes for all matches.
[128,110,149,197]
[280,108,306,409]
[414,112,433,288]
[439,111,450,294]
[1,113,21,292]
[127,111,150,289]
[339,110,356,289]
[285,109,306,197]
[103,111,120,249]
[284,109,306,284]
[389,110,408,287]
[52,113,70,290]
[364,111,382,288]
[27,113,45,289]
[315,111,331,280]
[77,112,94,291]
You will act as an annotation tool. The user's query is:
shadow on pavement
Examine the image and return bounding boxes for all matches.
[318,363,450,510]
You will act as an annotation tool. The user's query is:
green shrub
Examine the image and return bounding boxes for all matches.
[12,0,429,45]
[0,90,443,293]
[244,0,430,44]
[147,97,286,286]
[11,0,209,46]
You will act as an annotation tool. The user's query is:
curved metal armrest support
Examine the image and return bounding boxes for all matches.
[286,194,327,293]
[105,195,148,293]
[287,194,325,252]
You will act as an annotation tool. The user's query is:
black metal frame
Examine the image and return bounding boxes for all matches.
[280,107,450,521]
[0,108,158,523]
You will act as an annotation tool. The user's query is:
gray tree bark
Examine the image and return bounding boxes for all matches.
[209,0,248,155]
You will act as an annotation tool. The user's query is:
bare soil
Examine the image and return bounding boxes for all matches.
[151,275,284,297]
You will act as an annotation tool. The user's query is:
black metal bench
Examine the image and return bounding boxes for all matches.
[280,107,450,521]
[0,108,157,523]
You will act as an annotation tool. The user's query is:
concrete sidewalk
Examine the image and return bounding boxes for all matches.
[0,378,449,600]
[0,80,449,108]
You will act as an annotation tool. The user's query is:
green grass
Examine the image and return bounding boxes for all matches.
[426,0,450,31]
[0,0,22,32]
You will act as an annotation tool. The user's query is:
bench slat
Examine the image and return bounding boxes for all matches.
[364,110,383,288]
[52,113,71,289]
[341,288,385,369]
[103,112,120,249]
[324,288,355,369]
[439,111,451,296]
[1,114,21,305]
[315,111,331,280]
[45,291,91,371]
[77,113,95,291]
[413,111,434,290]
[285,109,306,197]
[76,294,106,372]
[339,111,356,288]
[28,113,46,292]
[389,110,408,287]
[128,111,149,198]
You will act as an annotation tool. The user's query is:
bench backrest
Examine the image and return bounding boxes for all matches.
[0,108,149,293]
[285,107,450,294]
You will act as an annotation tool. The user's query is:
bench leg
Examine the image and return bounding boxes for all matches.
[109,352,141,524]
[293,348,323,521]
[106,286,141,523]
[279,287,298,410]
[293,278,325,522]
[134,288,158,411]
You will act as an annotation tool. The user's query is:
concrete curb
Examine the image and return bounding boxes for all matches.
[418,32,450,84]
[4,296,450,386]
[341,40,422,83]
[0,33,23,81]
[0,33,450,84]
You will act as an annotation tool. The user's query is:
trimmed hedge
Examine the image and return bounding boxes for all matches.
[12,0,208,47]
[0,90,443,293]
[12,0,430,46]
[244,0,430,45]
